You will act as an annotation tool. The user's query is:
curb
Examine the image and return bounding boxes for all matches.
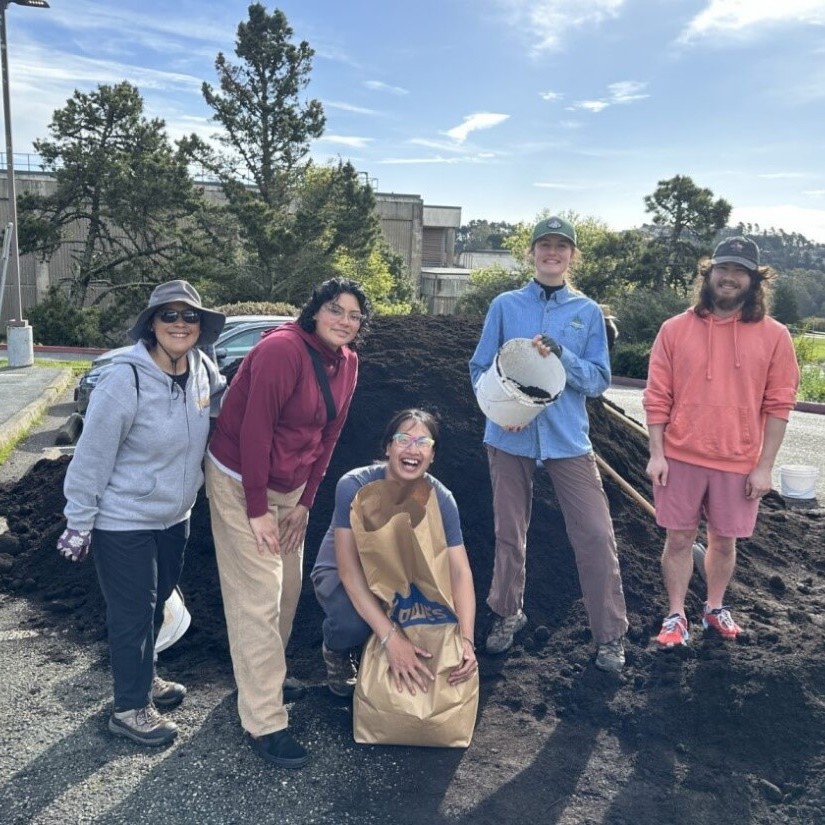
[0,368,75,457]
[610,376,825,416]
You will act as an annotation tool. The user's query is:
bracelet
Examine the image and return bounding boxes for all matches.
[379,623,397,647]
[463,636,475,650]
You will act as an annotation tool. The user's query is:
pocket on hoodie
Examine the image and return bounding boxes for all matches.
[666,403,753,461]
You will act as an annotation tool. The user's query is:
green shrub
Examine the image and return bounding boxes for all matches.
[611,342,651,379]
[798,366,825,403]
[798,316,825,332]
[612,287,689,345]
[213,300,299,317]
[28,288,106,347]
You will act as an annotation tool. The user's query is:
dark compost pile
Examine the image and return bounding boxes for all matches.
[2,315,824,823]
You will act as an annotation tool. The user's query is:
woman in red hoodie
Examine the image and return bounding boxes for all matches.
[206,277,370,769]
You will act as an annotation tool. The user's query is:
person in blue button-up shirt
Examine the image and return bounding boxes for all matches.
[469,215,628,672]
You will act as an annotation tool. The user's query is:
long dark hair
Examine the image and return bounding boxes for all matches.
[693,258,774,323]
[380,408,440,456]
[297,277,372,349]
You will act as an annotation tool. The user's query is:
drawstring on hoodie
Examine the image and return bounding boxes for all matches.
[705,314,742,381]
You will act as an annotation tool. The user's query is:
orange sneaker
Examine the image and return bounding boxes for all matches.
[702,605,741,639]
[656,613,690,647]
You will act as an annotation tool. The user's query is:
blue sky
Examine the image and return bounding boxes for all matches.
[6,0,825,241]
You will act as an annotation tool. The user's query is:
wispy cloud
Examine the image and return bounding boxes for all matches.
[539,90,564,102]
[803,190,825,197]
[363,80,409,96]
[758,172,807,179]
[318,135,373,148]
[568,80,648,113]
[409,138,470,153]
[323,101,379,115]
[445,113,509,143]
[534,182,585,190]
[679,1,825,44]
[493,0,626,54]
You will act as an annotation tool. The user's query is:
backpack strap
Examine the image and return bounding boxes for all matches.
[129,363,140,397]
[304,342,337,423]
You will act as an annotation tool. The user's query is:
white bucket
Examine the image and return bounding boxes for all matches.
[779,465,820,499]
[156,587,192,652]
[475,338,566,428]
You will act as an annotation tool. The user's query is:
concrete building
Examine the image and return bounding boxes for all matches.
[1,169,464,324]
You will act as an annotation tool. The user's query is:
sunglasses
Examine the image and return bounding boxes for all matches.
[391,432,435,450]
[156,308,202,324]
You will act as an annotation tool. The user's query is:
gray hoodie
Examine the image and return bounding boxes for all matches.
[63,342,225,532]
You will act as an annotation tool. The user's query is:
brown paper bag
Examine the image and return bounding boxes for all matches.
[350,478,479,748]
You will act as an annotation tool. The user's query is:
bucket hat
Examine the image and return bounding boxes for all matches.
[711,236,760,272]
[128,280,226,345]
[530,216,577,248]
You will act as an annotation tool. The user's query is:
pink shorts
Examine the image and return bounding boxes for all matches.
[653,458,759,539]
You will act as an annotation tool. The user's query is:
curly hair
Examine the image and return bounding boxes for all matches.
[297,278,372,349]
[379,408,441,457]
[692,258,775,323]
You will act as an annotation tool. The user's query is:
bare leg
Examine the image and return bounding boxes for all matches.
[662,528,697,616]
[704,531,736,609]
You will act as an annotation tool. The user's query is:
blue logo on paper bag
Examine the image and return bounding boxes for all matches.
[390,584,457,628]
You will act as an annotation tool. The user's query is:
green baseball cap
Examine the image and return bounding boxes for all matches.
[530,216,577,247]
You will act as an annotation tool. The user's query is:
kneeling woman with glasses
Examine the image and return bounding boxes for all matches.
[206,277,370,769]
[311,409,477,699]
[59,280,226,747]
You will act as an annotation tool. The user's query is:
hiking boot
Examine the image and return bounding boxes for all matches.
[485,610,527,654]
[152,675,187,708]
[595,638,625,673]
[702,605,741,639]
[109,704,178,746]
[249,729,309,768]
[657,613,690,647]
[283,677,307,702]
[322,643,358,697]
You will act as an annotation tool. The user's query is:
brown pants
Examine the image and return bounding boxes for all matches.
[486,446,628,644]
[205,458,304,736]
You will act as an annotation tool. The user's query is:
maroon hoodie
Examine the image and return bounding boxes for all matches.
[209,322,358,517]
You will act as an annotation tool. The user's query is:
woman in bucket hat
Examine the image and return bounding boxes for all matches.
[58,280,226,747]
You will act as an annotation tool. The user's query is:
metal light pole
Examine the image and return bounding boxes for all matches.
[1,0,49,367]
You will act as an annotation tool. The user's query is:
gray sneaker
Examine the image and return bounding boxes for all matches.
[152,675,187,708]
[485,610,528,654]
[595,638,626,673]
[322,643,358,697]
[109,704,178,746]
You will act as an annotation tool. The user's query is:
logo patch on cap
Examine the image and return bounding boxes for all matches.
[547,219,562,229]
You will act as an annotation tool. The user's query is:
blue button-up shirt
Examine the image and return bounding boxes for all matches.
[469,280,610,460]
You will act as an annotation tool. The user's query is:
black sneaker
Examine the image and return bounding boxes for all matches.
[109,704,178,746]
[152,675,187,708]
[249,729,309,768]
[283,676,307,702]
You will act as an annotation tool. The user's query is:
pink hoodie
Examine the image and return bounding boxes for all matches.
[644,308,799,473]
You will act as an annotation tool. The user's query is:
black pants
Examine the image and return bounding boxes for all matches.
[92,521,188,711]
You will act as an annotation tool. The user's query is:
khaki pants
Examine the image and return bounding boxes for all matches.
[486,446,628,644]
[205,458,305,736]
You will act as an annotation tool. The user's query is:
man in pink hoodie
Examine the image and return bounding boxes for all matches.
[643,237,799,647]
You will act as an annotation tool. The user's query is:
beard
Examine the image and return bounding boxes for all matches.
[705,279,751,313]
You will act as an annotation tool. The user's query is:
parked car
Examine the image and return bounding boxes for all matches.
[212,316,292,370]
[74,316,293,414]
[74,346,133,414]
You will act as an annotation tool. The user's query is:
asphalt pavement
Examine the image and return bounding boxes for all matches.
[0,371,823,823]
